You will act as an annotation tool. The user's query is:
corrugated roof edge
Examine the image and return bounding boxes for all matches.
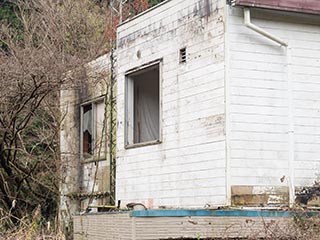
[231,0,320,15]
[118,0,173,28]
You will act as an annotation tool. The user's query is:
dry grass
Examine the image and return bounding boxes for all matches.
[0,220,66,240]
[0,206,65,240]
[0,230,65,240]
[163,212,320,240]
[232,215,320,240]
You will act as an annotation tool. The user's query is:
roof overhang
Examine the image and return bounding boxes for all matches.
[232,0,320,15]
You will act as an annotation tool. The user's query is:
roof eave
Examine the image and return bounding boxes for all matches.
[232,0,320,15]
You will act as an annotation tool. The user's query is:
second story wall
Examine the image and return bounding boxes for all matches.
[116,0,227,208]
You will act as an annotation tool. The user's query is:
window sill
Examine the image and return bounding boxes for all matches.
[125,139,161,149]
[81,157,107,164]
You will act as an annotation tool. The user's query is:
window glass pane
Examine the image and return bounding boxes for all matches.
[94,101,106,158]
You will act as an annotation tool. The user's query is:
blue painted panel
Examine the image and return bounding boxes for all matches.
[130,209,320,218]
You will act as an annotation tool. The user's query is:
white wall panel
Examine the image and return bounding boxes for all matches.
[228,7,320,190]
[116,0,226,208]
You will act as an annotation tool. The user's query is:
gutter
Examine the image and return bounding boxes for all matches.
[224,1,231,206]
[243,8,287,47]
[242,8,295,207]
[232,0,320,15]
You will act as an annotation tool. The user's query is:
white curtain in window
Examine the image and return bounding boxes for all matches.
[134,70,159,143]
[83,109,92,135]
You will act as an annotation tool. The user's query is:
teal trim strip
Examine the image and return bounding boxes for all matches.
[130,209,320,218]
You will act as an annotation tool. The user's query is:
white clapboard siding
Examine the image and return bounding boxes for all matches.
[228,7,320,188]
[116,0,226,208]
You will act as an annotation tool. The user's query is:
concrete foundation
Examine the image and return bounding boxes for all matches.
[73,209,319,240]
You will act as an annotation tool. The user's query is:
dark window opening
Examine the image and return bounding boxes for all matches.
[81,100,106,159]
[82,104,93,156]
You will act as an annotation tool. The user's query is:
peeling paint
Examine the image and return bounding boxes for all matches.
[231,186,289,206]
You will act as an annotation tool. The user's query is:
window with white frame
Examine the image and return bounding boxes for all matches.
[125,62,160,146]
[81,99,106,159]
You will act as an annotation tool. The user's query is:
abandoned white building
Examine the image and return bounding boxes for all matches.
[60,0,320,239]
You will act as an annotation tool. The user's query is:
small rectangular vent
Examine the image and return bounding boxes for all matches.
[179,48,186,63]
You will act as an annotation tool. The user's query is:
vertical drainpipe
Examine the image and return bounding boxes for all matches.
[286,46,295,207]
[243,8,295,207]
[224,3,231,206]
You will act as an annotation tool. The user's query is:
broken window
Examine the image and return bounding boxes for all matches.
[82,104,93,157]
[81,100,106,159]
[126,62,160,146]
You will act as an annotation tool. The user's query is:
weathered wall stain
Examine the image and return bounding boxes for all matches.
[60,54,111,215]
[296,185,320,206]
[118,0,218,48]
